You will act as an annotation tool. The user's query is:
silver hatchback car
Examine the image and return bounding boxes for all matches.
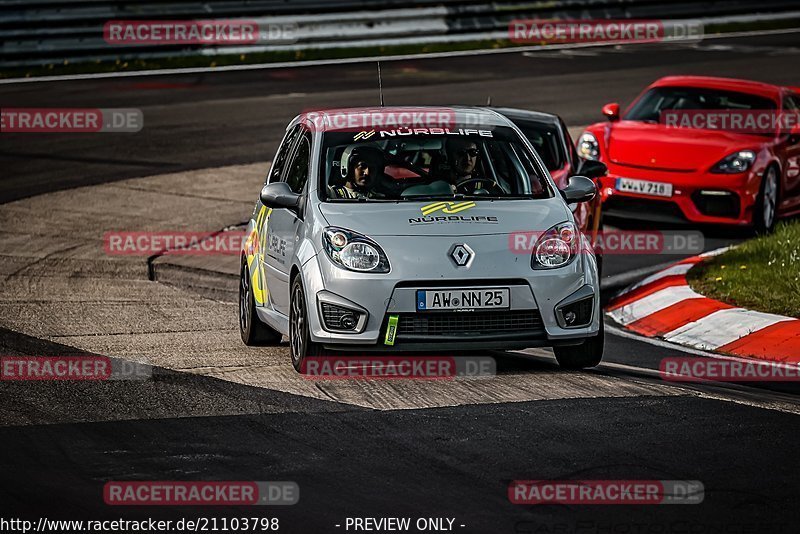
[239,107,603,371]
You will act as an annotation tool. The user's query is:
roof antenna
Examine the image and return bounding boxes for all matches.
[377,61,384,107]
[486,95,493,106]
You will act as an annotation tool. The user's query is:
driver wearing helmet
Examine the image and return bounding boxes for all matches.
[330,145,386,199]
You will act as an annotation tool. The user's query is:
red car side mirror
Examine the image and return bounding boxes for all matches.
[602,103,620,122]
[791,123,800,142]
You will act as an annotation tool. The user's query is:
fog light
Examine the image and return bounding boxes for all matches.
[556,296,594,328]
[340,313,357,330]
[320,302,362,331]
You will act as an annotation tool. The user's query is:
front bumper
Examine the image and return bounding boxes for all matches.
[299,234,600,350]
[598,163,760,225]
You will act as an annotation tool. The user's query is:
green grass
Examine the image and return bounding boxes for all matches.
[4,16,800,80]
[687,220,800,317]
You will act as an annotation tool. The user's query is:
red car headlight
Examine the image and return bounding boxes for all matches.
[577,132,600,161]
[711,150,756,174]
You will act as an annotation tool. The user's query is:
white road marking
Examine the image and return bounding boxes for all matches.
[601,259,675,290]
[519,331,800,415]
[607,322,800,371]
[608,285,701,325]
[605,322,727,358]
[699,246,732,258]
[522,49,600,58]
[663,308,794,350]
[628,263,694,291]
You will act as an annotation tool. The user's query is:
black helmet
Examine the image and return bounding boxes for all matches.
[340,144,385,179]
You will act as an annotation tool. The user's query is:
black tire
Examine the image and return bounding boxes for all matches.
[595,249,604,281]
[753,165,779,235]
[239,261,282,346]
[289,276,323,372]
[592,213,604,279]
[553,320,604,370]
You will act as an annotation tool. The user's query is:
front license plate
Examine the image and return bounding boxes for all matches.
[616,177,673,198]
[416,288,510,311]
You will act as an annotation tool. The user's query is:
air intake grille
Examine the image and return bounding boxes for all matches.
[321,302,359,331]
[396,310,543,337]
[691,191,740,218]
[559,297,594,327]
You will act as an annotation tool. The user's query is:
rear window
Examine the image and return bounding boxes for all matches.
[515,121,564,172]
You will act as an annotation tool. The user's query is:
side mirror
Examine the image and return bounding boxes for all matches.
[602,102,620,122]
[561,175,597,204]
[260,182,300,210]
[576,159,608,179]
[791,123,800,143]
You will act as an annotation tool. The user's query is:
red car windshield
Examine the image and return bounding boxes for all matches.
[626,86,777,129]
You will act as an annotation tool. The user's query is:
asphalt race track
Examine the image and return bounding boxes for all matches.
[2,31,800,533]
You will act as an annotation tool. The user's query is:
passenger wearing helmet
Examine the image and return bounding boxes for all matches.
[330,145,386,199]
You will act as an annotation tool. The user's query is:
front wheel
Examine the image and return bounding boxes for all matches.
[753,166,779,234]
[553,320,604,370]
[289,277,323,372]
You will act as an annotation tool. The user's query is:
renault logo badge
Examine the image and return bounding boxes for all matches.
[449,244,474,267]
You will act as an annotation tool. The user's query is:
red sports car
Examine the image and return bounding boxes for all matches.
[578,76,800,232]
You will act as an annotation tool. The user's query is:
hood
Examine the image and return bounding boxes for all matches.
[318,198,569,237]
[606,121,765,172]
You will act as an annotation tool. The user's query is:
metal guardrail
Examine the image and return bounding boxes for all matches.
[1,0,798,68]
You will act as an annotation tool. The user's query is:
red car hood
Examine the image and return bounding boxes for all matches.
[606,121,765,172]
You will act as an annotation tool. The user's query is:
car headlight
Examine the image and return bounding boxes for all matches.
[577,132,600,161]
[532,222,580,269]
[323,227,390,273]
[711,150,756,174]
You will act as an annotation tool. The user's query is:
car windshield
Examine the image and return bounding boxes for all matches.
[626,86,777,123]
[515,121,564,172]
[320,126,552,201]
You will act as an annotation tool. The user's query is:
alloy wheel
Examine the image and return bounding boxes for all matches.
[290,284,305,365]
[239,265,250,334]
[762,168,778,230]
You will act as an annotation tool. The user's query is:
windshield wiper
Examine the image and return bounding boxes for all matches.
[398,195,456,201]
[451,194,535,200]
[399,194,536,201]
[327,199,375,203]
